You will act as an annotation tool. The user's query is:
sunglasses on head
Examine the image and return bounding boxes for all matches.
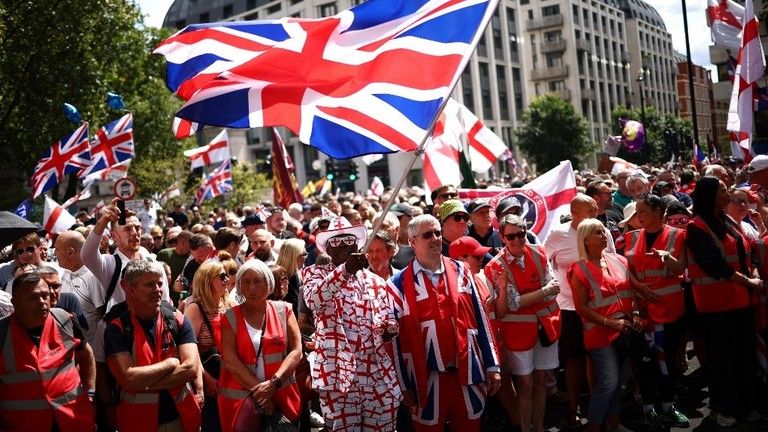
[15,246,36,257]
[218,272,230,282]
[417,229,442,240]
[504,232,527,241]
[327,236,357,248]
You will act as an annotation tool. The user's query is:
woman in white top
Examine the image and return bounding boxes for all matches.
[725,187,765,242]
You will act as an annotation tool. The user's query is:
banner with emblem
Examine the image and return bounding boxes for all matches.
[458,160,576,240]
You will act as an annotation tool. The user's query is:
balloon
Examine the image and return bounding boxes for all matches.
[620,119,645,152]
[106,92,126,110]
[63,103,81,124]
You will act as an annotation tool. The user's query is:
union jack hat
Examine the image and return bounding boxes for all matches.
[315,217,367,254]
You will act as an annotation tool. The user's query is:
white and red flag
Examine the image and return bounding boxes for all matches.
[183,129,231,170]
[727,0,765,156]
[43,196,77,234]
[423,135,461,198]
[173,116,202,139]
[370,176,384,197]
[437,98,508,173]
[458,160,576,240]
[61,188,92,209]
[707,0,745,50]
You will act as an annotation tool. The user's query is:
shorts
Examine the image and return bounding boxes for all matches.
[505,340,560,375]
[559,309,587,359]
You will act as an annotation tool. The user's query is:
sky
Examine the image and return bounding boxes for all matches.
[136,0,715,72]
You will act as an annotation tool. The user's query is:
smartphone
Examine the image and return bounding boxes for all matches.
[116,199,126,225]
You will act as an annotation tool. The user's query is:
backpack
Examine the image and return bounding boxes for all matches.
[96,254,122,319]
[114,300,181,352]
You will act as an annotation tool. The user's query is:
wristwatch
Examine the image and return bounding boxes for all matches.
[270,375,283,389]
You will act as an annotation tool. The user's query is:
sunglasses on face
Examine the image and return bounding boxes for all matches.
[218,272,230,282]
[46,282,62,290]
[327,236,357,248]
[731,198,749,206]
[504,232,527,241]
[300,252,308,257]
[667,216,690,226]
[228,269,238,276]
[439,192,458,200]
[417,229,442,240]
[449,213,469,222]
[15,246,36,257]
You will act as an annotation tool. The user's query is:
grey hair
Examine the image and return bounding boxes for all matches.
[34,265,59,277]
[626,173,649,186]
[371,231,399,256]
[407,214,439,238]
[372,211,400,230]
[499,214,527,233]
[121,260,165,286]
[237,259,276,296]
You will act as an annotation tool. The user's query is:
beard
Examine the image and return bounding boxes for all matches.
[254,248,271,261]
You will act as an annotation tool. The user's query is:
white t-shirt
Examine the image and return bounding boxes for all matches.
[137,208,157,233]
[61,265,105,344]
[245,320,266,381]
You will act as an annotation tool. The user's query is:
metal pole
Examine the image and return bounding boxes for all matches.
[681,0,701,150]
[639,77,646,125]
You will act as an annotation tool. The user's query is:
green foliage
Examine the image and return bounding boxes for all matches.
[0,0,185,209]
[189,162,271,213]
[515,94,594,171]
[610,105,693,165]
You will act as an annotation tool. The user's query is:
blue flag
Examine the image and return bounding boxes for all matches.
[14,199,31,219]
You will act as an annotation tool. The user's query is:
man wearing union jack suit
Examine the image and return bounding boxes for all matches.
[388,214,501,432]
[303,217,402,431]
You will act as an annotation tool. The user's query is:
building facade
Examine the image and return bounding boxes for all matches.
[674,51,715,148]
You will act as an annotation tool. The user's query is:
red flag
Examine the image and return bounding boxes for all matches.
[271,128,303,208]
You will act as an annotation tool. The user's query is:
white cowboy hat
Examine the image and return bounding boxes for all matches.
[315,217,367,254]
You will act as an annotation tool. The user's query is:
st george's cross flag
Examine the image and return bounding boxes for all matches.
[80,113,135,179]
[154,0,500,159]
[458,161,577,240]
[31,123,91,198]
[183,129,231,170]
[195,160,233,205]
[44,196,77,234]
[436,98,508,173]
[708,0,744,50]
[727,0,765,155]
[173,116,202,139]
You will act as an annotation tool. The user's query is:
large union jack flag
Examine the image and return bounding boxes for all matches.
[80,113,135,178]
[31,123,91,198]
[195,159,233,205]
[154,0,499,159]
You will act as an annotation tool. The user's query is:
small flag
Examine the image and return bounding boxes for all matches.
[370,176,384,197]
[14,199,31,220]
[62,188,93,209]
[194,160,233,205]
[184,129,231,170]
[31,123,91,198]
[43,196,77,234]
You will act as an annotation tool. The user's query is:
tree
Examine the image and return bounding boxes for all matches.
[515,94,594,171]
[0,0,185,209]
[610,106,693,165]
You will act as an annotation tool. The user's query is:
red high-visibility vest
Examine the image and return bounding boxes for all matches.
[110,308,201,432]
[218,301,301,432]
[491,245,561,351]
[624,225,685,323]
[687,216,750,313]
[570,253,634,350]
[750,240,768,330]
[0,308,93,432]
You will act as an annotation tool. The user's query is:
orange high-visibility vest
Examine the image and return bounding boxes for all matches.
[687,216,750,313]
[750,240,768,330]
[571,254,635,350]
[218,301,301,432]
[0,308,94,432]
[624,225,685,323]
[492,245,561,351]
[110,308,201,432]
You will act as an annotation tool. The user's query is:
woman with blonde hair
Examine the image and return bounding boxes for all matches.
[184,260,235,432]
[219,251,241,304]
[276,238,307,315]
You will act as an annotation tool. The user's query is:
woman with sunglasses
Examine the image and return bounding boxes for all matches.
[219,259,302,432]
[484,215,560,432]
[569,218,638,432]
[218,251,241,304]
[184,260,235,432]
[725,187,765,242]
[276,239,308,317]
[687,176,763,426]
[623,194,689,429]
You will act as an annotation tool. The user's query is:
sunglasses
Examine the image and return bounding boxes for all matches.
[300,252,308,257]
[327,236,357,248]
[153,236,163,241]
[218,272,230,282]
[731,198,749,206]
[449,213,469,222]
[666,216,690,226]
[439,192,458,200]
[46,282,62,290]
[504,232,527,241]
[15,246,36,257]
[417,229,442,240]
[228,269,238,276]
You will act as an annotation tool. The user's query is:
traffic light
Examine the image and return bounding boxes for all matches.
[325,159,335,180]
[348,162,359,181]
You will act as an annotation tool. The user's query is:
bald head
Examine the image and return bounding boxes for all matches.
[54,230,86,271]
[570,194,598,229]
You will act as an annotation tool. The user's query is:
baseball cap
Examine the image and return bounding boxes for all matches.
[438,199,468,222]
[390,202,416,217]
[242,215,265,227]
[748,154,768,174]
[466,199,491,214]
[495,196,522,217]
[449,236,491,259]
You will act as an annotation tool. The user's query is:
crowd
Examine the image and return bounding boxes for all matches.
[1,155,768,432]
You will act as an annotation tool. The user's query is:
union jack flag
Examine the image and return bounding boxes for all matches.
[195,160,233,205]
[80,113,135,178]
[154,0,499,159]
[31,123,91,198]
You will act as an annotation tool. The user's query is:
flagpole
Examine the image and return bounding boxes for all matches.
[681,0,701,150]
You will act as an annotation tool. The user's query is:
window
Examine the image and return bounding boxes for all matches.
[477,35,487,57]
[512,68,524,119]
[479,63,493,118]
[545,54,562,68]
[492,10,503,59]
[542,5,560,16]
[199,12,210,23]
[461,66,475,113]
[318,2,337,17]
[247,0,257,9]
[573,5,580,24]
[223,4,233,18]
[497,65,510,120]
[291,0,303,4]
[266,3,281,14]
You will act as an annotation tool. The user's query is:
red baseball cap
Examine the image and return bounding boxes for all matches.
[449,236,491,260]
